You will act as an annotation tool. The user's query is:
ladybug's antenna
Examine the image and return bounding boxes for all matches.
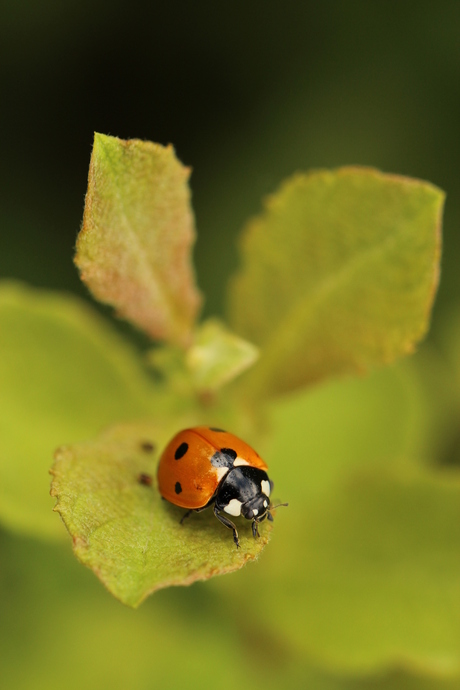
[267,502,288,521]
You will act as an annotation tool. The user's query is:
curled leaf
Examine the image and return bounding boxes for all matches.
[76,133,202,346]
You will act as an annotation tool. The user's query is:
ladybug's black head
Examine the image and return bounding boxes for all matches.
[213,465,287,547]
[240,493,270,521]
[215,466,271,522]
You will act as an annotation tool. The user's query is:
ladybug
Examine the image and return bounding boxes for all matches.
[157,426,284,548]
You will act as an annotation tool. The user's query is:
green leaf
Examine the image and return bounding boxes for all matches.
[228,167,443,397]
[347,673,460,690]
[8,534,453,690]
[3,538,460,690]
[75,133,202,346]
[185,318,259,393]
[0,281,157,539]
[266,360,429,506]
[50,421,272,607]
[147,320,259,399]
[0,532,288,690]
[436,305,460,403]
[238,469,460,674]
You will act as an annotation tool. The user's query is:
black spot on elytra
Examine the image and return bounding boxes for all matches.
[174,442,188,460]
[220,447,237,461]
[209,427,226,432]
[211,448,237,469]
[175,481,182,494]
[140,441,155,453]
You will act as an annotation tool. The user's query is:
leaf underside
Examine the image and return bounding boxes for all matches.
[75,133,202,346]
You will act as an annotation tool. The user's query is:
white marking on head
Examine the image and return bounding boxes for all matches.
[261,480,270,497]
[263,500,268,508]
[233,457,249,467]
[215,466,229,482]
[224,499,242,517]
[253,508,258,516]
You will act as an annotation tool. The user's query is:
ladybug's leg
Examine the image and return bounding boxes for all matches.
[213,505,240,549]
[253,512,270,537]
[180,509,194,525]
[180,502,212,525]
[252,514,267,538]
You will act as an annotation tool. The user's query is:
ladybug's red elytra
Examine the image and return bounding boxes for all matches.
[157,426,285,548]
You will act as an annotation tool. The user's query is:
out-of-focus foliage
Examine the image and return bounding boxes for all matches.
[216,359,460,674]
[238,467,460,673]
[3,528,460,690]
[0,282,157,538]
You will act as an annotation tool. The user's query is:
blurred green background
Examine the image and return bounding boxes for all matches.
[2,1,460,688]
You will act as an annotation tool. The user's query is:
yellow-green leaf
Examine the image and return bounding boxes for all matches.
[237,469,460,674]
[0,281,156,539]
[50,421,271,606]
[267,360,429,506]
[228,167,443,397]
[7,533,455,690]
[76,133,202,346]
[185,318,259,393]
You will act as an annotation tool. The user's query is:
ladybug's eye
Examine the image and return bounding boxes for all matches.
[241,494,270,520]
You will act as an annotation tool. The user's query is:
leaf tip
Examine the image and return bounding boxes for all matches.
[93,131,116,149]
